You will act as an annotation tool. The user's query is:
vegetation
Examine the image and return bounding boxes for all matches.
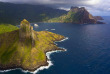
[0,24,19,34]
[0,20,65,71]
[21,19,30,25]
[48,10,78,23]
[0,2,67,25]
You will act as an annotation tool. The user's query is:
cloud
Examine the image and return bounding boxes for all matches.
[0,0,97,5]
[0,0,110,16]
[86,0,110,16]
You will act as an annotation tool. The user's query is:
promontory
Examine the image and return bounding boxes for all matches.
[0,19,65,71]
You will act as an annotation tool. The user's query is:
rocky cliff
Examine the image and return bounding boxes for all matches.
[94,16,104,20]
[70,7,97,24]
[19,19,35,47]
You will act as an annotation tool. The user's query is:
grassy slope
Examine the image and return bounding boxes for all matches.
[0,24,19,34]
[0,24,19,64]
[47,11,75,23]
[0,29,64,71]
[47,11,80,23]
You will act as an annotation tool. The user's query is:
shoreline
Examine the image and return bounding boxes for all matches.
[0,37,68,74]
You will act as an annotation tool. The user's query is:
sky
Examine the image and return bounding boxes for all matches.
[0,0,110,16]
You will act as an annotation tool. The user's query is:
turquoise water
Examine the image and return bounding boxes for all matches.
[1,16,110,74]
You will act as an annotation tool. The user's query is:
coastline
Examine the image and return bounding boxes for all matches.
[0,37,68,74]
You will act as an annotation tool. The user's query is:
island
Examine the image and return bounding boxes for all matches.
[0,19,66,72]
[48,6,105,24]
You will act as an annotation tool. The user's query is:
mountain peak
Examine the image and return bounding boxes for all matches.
[21,19,30,25]
[70,6,78,9]
[70,6,79,13]
[70,6,86,13]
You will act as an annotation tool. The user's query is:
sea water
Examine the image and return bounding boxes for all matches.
[1,16,110,74]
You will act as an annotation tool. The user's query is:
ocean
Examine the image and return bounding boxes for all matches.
[1,16,110,74]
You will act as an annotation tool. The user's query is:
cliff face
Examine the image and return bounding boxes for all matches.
[69,7,97,24]
[19,19,35,47]
[19,19,33,39]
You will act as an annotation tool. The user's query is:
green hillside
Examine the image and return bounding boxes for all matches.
[0,24,19,34]
[0,19,65,71]
[48,11,78,23]
[0,2,67,25]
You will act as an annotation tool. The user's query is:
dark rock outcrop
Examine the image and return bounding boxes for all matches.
[94,16,104,20]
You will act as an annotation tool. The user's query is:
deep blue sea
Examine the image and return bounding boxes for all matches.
[1,16,110,74]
